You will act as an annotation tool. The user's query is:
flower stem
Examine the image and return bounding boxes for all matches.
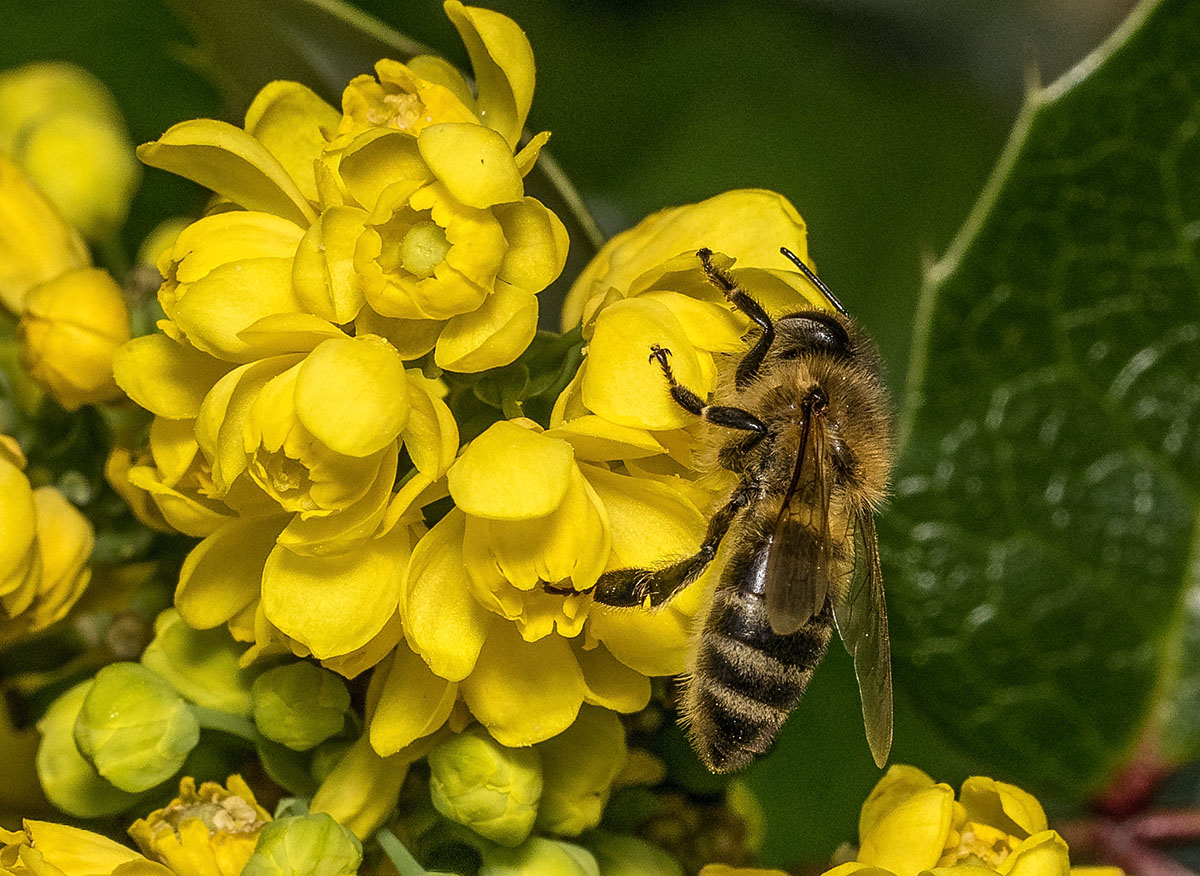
[190,705,265,745]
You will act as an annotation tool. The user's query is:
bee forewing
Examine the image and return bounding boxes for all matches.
[832,508,893,768]
[765,408,833,635]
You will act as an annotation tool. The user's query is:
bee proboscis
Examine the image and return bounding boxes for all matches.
[589,247,894,772]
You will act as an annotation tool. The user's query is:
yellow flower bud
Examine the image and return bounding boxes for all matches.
[0,62,139,240]
[535,706,627,836]
[128,775,271,876]
[0,153,88,314]
[18,267,130,409]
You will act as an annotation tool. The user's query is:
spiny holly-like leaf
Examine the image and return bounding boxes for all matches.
[882,0,1200,797]
[163,0,603,305]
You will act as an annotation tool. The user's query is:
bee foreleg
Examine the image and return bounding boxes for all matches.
[649,345,766,435]
[697,248,775,389]
[591,480,755,608]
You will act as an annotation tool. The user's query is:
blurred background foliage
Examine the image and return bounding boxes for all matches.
[0,0,1155,868]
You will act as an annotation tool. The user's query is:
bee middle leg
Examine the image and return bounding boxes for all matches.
[698,247,775,389]
[649,345,767,449]
[591,479,755,608]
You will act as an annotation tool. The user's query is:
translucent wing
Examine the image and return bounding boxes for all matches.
[764,407,833,635]
[832,507,893,768]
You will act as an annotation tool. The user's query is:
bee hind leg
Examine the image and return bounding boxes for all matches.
[591,479,754,608]
[649,345,767,437]
[697,248,775,389]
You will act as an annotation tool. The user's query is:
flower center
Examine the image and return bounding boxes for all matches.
[938,821,1015,869]
[400,220,450,279]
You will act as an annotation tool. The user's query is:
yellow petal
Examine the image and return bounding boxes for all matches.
[113,334,232,419]
[0,451,37,587]
[368,643,458,755]
[293,335,409,457]
[859,785,955,876]
[561,188,810,329]
[819,867,897,876]
[860,765,938,845]
[243,80,340,204]
[514,131,550,176]
[482,466,610,591]
[22,821,156,872]
[959,776,1048,838]
[583,466,706,675]
[173,257,303,362]
[321,612,404,679]
[354,306,445,360]
[262,524,411,660]
[292,205,368,323]
[998,831,1070,876]
[335,129,430,210]
[544,416,665,462]
[581,297,712,430]
[236,312,346,357]
[435,281,537,372]
[444,0,535,147]
[403,510,493,682]
[406,54,477,111]
[127,466,231,537]
[137,118,316,225]
[310,733,426,840]
[402,374,460,478]
[176,517,286,629]
[460,621,586,746]
[495,197,569,292]
[640,290,747,353]
[448,420,574,519]
[417,122,523,209]
[573,641,651,713]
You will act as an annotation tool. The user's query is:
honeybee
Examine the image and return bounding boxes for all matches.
[590,247,894,772]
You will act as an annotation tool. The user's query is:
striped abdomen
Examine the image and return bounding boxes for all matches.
[681,536,833,773]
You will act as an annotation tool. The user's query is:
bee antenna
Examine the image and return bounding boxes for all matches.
[779,246,850,317]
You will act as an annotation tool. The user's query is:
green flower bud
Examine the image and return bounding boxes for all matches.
[141,608,257,716]
[479,838,599,876]
[587,832,683,876]
[536,705,627,836]
[35,681,141,817]
[252,662,350,751]
[428,725,543,847]
[73,662,200,792]
[241,813,362,876]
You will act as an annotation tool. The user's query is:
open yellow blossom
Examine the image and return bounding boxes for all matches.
[128,776,270,876]
[367,417,711,755]
[824,766,1113,876]
[0,821,171,876]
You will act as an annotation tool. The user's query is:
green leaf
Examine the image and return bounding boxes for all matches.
[884,0,1200,797]
[163,0,603,300]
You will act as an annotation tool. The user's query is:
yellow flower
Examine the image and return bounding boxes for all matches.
[823,766,1111,876]
[128,776,270,876]
[370,417,709,755]
[0,820,172,876]
[0,153,89,314]
[18,267,131,409]
[0,437,94,645]
[136,2,566,374]
[535,705,627,837]
[0,61,140,240]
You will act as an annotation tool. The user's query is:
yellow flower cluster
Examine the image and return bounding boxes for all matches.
[110,1,567,684]
[0,435,93,645]
[825,766,1122,876]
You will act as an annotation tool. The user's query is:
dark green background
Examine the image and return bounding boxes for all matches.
[0,0,1140,866]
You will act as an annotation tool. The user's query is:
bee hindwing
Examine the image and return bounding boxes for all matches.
[832,508,893,768]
